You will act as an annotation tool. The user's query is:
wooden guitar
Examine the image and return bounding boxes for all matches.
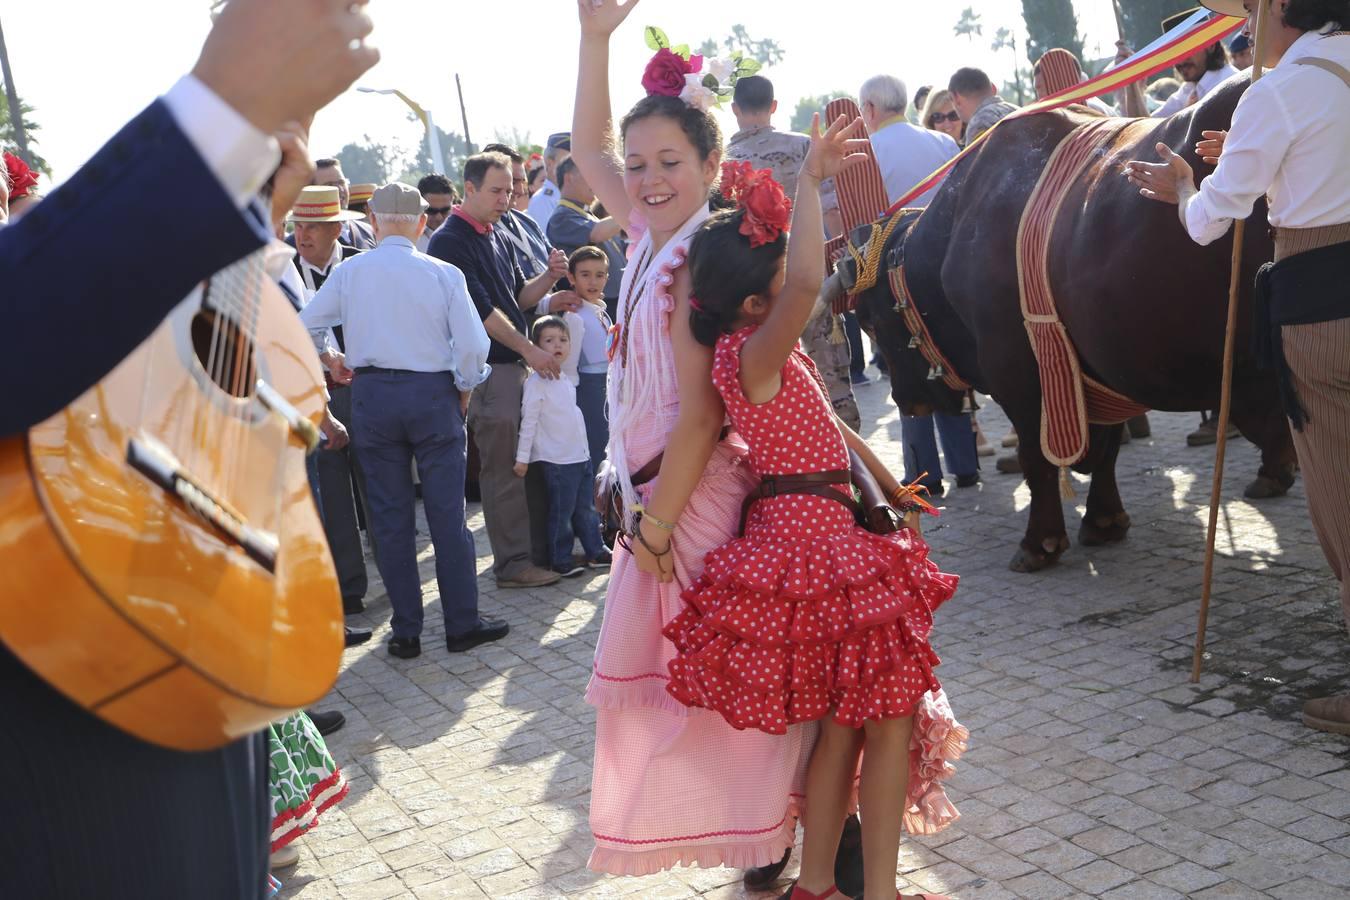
[0,248,343,750]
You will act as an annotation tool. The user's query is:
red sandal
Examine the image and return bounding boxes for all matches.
[787,885,846,900]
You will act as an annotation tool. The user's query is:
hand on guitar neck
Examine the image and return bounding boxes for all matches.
[193,0,379,136]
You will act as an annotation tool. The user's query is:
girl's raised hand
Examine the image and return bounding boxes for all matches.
[577,0,641,37]
[802,113,870,182]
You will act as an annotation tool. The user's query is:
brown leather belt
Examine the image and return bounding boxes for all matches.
[738,469,859,535]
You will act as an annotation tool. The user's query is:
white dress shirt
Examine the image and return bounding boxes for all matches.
[1181,28,1350,246]
[527,180,562,230]
[161,75,279,209]
[300,236,491,391]
[517,313,589,466]
[1153,64,1238,118]
[869,117,961,209]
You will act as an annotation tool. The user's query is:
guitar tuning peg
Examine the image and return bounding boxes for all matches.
[908,335,922,349]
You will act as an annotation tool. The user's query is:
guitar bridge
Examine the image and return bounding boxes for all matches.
[127,437,279,572]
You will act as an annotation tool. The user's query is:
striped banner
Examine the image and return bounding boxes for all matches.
[882,9,1245,216]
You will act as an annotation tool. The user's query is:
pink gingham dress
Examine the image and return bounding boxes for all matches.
[587,204,811,875]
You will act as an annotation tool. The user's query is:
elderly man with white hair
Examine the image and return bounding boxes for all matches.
[858,73,960,208]
[854,74,979,497]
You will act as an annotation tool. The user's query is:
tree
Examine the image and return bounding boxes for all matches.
[0,92,49,175]
[790,92,851,134]
[492,126,541,161]
[333,136,400,186]
[953,7,983,42]
[1118,0,1195,57]
[697,25,786,66]
[1021,0,1084,64]
[991,27,1026,105]
[400,118,475,188]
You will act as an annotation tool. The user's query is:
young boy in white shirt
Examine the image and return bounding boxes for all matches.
[514,313,611,576]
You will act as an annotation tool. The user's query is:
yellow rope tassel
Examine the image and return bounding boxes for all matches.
[1059,467,1077,500]
[847,208,908,295]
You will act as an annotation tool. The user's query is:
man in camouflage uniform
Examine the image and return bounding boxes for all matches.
[726,75,861,431]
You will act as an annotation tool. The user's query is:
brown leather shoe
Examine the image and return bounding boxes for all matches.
[1303,694,1350,735]
[497,565,562,588]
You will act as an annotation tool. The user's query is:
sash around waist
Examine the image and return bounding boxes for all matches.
[1263,238,1350,327]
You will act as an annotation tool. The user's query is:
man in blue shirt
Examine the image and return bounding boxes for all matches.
[303,183,497,658]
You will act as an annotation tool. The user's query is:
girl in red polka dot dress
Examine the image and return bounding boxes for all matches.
[662,114,967,900]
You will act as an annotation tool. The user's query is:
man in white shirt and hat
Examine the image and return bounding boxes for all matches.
[526,132,570,229]
[1121,8,1239,118]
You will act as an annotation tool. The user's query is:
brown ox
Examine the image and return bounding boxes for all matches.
[836,74,1297,572]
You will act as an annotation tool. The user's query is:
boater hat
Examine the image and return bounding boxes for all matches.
[288,185,365,223]
[348,183,376,207]
[1199,1,1247,18]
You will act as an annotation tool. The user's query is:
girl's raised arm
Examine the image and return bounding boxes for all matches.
[740,114,868,394]
[572,0,640,229]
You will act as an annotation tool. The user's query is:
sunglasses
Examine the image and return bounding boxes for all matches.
[929,110,961,125]
[425,206,452,216]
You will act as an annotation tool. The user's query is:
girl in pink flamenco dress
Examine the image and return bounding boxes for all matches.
[665,115,967,900]
[570,0,812,876]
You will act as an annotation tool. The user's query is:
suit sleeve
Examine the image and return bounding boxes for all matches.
[0,98,273,437]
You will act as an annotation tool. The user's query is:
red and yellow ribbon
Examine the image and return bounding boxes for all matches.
[883,14,1245,216]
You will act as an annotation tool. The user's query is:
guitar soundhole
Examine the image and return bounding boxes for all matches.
[190,310,257,399]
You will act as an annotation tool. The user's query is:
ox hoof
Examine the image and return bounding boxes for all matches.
[1009,536,1069,573]
[1079,512,1132,547]
[1244,475,1291,500]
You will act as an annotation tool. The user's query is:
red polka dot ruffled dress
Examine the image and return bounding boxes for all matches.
[663,327,967,833]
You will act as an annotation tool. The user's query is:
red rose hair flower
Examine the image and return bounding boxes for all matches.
[642,48,702,98]
[4,151,39,200]
[719,160,791,248]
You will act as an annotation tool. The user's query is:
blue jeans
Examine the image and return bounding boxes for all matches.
[901,412,978,486]
[540,460,605,568]
[352,371,479,640]
[577,371,609,470]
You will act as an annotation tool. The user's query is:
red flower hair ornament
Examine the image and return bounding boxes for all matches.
[4,151,39,200]
[719,160,792,248]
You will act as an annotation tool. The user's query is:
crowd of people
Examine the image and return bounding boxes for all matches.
[1,0,1347,898]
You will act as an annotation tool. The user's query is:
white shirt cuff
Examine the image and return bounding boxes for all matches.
[161,74,280,210]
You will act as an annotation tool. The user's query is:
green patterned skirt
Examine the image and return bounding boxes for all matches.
[268,711,348,851]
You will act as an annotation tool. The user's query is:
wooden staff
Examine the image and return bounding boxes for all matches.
[1112,0,1127,44]
[1193,4,1268,683]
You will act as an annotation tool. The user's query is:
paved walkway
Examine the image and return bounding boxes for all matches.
[281,377,1349,899]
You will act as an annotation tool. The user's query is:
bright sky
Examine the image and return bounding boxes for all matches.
[8,1,1126,187]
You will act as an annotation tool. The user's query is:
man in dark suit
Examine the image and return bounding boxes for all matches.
[288,184,376,615]
[0,1,377,896]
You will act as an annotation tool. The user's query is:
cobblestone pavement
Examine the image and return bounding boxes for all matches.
[281,376,1350,900]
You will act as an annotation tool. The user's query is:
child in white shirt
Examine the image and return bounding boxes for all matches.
[515,312,611,576]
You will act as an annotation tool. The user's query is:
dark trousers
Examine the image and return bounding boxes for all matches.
[541,460,605,567]
[353,372,479,640]
[844,312,866,378]
[901,412,979,485]
[0,647,269,899]
[468,364,546,578]
[577,371,609,470]
[318,385,372,604]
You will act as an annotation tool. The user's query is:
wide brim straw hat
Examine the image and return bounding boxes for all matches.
[1199,1,1248,19]
[289,185,365,222]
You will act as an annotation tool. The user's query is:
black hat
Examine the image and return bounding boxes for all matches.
[546,132,571,152]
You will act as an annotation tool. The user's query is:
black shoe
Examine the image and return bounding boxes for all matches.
[744,847,792,890]
[344,625,372,647]
[835,813,864,897]
[307,709,345,736]
[553,563,586,578]
[921,480,945,499]
[387,636,421,659]
[343,596,366,615]
[955,473,980,488]
[587,549,613,569]
[446,617,510,653]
